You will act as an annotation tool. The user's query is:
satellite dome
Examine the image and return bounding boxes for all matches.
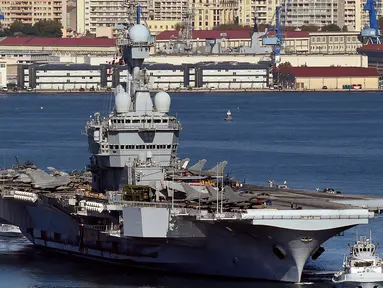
[129,24,150,43]
[154,91,171,113]
[115,91,131,113]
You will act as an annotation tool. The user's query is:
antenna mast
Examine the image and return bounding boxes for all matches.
[181,3,195,50]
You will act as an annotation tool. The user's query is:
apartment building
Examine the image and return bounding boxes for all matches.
[0,0,67,28]
[279,0,345,29]
[147,0,239,30]
[236,0,278,26]
[235,0,365,32]
[76,0,149,35]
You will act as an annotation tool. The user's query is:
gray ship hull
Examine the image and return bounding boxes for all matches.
[0,196,364,283]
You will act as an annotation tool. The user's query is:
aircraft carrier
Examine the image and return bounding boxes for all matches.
[0,8,382,283]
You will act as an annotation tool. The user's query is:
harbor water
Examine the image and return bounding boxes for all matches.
[0,91,383,287]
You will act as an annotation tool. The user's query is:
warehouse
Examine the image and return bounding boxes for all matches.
[288,67,380,90]
[18,62,272,90]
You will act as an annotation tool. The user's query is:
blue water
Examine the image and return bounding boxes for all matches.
[0,91,383,287]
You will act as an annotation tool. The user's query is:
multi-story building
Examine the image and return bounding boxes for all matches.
[76,0,149,36]
[280,0,345,29]
[235,0,365,32]
[0,0,67,28]
[190,0,239,30]
[236,0,277,27]
[75,0,241,36]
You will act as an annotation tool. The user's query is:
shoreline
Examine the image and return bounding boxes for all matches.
[2,88,382,94]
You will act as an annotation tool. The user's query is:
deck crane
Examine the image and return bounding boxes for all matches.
[360,0,382,44]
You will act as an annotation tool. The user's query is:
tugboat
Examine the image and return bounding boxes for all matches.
[332,233,383,288]
[224,110,232,121]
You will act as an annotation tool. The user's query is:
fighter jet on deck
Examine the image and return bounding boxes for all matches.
[188,160,228,177]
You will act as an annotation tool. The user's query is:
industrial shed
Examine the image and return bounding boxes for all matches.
[288,67,379,89]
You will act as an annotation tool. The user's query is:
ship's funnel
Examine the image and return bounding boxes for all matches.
[137,4,141,24]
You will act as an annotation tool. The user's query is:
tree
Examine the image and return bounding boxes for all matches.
[212,23,252,30]
[33,20,62,37]
[300,25,319,32]
[274,62,294,88]
[174,22,185,31]
[0,19,62,37]
[321,24,341,32]
[342,25,348,32]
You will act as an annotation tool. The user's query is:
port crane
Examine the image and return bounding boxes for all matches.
[360,0,382,44]
[262,0,290,66]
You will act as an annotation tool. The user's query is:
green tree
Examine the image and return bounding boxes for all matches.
[9,20,27,34]
[321,23,341,32]
[1,19,63,37]
[33,20,62,37]
[174,22,185,31]
[342,25,348,32]
[213,23,251,30]
[300,25,319,32]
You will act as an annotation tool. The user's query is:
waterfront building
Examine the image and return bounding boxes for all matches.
[0,37,116,56]
[0,0,67,29]
[358,44,383,74]
[0,29,363,57]
[18,62,272,90]
[287,67,379,89]
[155,30,363,54]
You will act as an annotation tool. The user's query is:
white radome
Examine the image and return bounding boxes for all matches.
[115,91,131,113]
[129,24,150,43]
[154,91,171,113]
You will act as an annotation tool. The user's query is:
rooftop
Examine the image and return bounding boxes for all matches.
[358,44,383,52]
[0,37,116,47]
[156,30,253,41]
[288,67,379,77]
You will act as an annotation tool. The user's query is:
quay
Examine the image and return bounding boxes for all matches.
[2,88,382,94]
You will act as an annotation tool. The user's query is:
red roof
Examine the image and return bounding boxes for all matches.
[0,37,33,45]
[27,37,60,46]
[288,67,379,77]
[358,44,383,52]
[0,37,116,47]
[156,30,252,41]
[55,37,116,47]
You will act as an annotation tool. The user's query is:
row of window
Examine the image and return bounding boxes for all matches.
[105,144,178,150]
[112,118,174,124]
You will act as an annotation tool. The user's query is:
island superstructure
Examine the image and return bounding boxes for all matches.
[0,8,380,284]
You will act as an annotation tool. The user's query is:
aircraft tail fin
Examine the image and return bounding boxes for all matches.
[179,158,190,169]
[223,185,244,202]
[181,183,208,201]
[206,161,228,176]
[188,159,207,174]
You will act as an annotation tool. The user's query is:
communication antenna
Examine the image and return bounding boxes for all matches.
[180,3,195,50]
